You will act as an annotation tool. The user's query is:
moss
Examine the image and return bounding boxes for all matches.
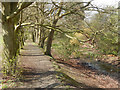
[56,71,83,88]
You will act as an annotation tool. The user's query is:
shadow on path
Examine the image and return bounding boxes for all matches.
[16,42,95,88]
[16,42,62,88]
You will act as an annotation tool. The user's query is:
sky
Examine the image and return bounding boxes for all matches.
[85,0,120,21]
[88,0,119,8]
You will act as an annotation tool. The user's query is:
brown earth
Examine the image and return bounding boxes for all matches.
[16,42,119,88]
[15,42,64,88]
[1,41,119,89]
[52,56,119,88]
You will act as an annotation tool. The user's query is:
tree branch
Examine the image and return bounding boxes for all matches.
[6,2,33,20]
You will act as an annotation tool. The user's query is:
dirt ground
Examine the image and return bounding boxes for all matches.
[1,41,119,89]
[51,41,120,88]
[14,42,65,88]
[57,62,119,88]
[53,57,119,88]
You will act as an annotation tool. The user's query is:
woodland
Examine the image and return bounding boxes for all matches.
[0,0,119,89]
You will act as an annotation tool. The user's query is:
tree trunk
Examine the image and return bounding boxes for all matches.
[45,30,54,56]
[45,19,58,56]
[39,27,45,48]
[2,18,16,75]
[35,30,38,43]
[32,31,35,42]
[2,2,19,75]
[40,34,46,48]
[38,29,42,45]
[40,38,45,48]
[20,30,25,49]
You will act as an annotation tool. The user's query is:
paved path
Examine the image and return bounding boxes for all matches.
[17,42,63,88]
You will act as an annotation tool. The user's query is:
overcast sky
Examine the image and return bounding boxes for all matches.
[89,0,119,8]
[85,0,119,21]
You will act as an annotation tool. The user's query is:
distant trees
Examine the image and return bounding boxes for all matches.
[44,2,88,56]
[89,7,118,55]
[1,0,111,76]
[21,1,90,56]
